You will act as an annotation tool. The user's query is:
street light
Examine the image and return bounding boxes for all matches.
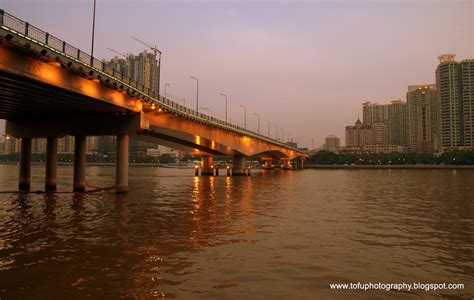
[90,0,97,65]
[164,83,170,98]
[240,105,247,129]
[254,113,260,133]
[183,98,186,107]
[190,76,199,112]
[275,124,279,140]
[220,93,228,122]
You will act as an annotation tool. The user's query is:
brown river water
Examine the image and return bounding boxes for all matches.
[0,164,472,299]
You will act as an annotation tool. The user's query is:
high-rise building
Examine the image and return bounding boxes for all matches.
[436,54,462,150]
[362,101,389,125]
[58,136,74,153]
[322,135,340,152]
[407,84,438,153]
[104,56,128,76]
[3,136,19,154]
[32,138,46,153]
[387,100,408,146]
[461,59,474,148]
[127,51,159,97]
[104,51,160,98]
[345,118,387,146]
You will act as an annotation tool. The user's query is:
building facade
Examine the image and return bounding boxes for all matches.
[461,59,474,148]
[322,135,340,152]
[407,84,438,153]
[387,100,409,146]
[362,101,389,125]
[436,54,463,150]
[345,118,392,153]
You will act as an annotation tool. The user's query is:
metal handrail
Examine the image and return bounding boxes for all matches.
[0,9,303,154]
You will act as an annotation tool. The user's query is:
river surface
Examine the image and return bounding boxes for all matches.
[0,164,472,299]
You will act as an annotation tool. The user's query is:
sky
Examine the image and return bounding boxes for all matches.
[0,0,473,147]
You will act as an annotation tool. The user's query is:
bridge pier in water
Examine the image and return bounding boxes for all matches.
[232,156,247,176]
[73,135,87,192]
[116,134,129,194]
[201,156,214,176]
[262,159,273,170]
[282,159,292,170]
[19,137,32,191]
[45,137,58,191]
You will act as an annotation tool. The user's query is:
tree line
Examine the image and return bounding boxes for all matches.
[309,150,474,165]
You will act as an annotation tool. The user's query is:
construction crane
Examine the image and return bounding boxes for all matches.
[131,36,162,98]
[106,48,127,58]
[132,36,161,56]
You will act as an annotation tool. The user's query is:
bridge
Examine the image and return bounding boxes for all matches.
[0,10,307,193]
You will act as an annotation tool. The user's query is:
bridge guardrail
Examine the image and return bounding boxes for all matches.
[0,9,305,154]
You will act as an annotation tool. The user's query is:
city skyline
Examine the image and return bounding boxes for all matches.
[0,0,472,147]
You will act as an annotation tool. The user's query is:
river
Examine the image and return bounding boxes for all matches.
[0,164,472,299]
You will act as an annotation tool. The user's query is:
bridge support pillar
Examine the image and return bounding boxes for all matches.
[45,137,58,191]
[294,158,304,169]
[232,156,247,176]
[73,135,87,192]
[262,159,273,170]
[282,159,291,170]
[19,137,32,191]
[116,134,129,194]
[201,156,214,176]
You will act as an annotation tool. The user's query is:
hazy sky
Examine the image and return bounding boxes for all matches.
[0,0,472,147]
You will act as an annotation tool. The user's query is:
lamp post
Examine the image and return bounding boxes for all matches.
[254,113,260,133]
[164,83,170,98]
[183,98,186,107]
[275,124,279,140]
[240,105,247,129]
[90,0,96,65]
[220,93,228,122]
[190,76,199,112]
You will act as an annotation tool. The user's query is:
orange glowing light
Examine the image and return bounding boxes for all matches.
[195,136,201,145]
[151,104,156,110]
[39,66,61,85]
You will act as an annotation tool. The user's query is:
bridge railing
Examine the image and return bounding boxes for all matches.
[0,9,303,153]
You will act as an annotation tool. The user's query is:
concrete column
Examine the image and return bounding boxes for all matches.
[19,137,32,191]
[116,134,129,194]
[73,135,87,192]
[282,159,291,170]
[201,156,214,176]
[232,156,246,176]
[262,159,273,170]
[300,159,304,169]
[45,137,58,191]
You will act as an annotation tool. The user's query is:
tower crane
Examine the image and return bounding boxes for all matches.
[106,48,127,58]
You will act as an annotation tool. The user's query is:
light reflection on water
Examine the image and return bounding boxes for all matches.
[0,164,473,299]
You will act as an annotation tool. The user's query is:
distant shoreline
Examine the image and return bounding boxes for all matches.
[305,164,474,169]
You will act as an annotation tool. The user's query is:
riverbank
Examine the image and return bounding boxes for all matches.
[305,164,474,169]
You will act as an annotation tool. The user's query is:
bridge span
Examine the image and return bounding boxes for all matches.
[0,10,307,193]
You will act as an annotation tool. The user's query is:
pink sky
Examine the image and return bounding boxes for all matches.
[1,0,472,147]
